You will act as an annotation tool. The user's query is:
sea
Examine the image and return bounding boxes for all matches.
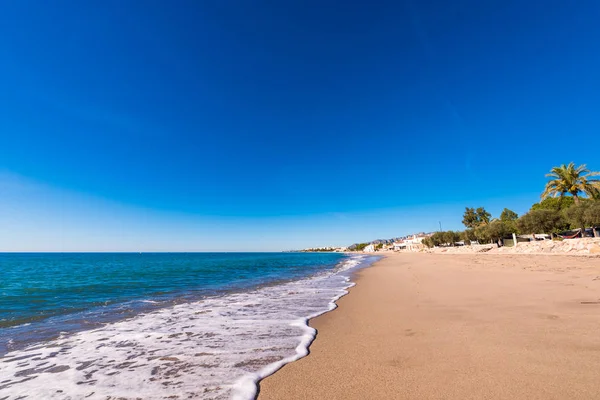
[0,252,378,399]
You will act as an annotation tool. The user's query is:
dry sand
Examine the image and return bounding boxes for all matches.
[258,253,600,399]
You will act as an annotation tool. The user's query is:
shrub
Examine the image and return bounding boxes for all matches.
[517,209,567,237]
[584,202,600,237]
[563,203,590,235]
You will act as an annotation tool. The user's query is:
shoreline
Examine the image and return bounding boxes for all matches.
[0,252,352,355]
[0,253,374,400]
[256,254,385,398]
[232,253,379,399]
[258,252,600,399]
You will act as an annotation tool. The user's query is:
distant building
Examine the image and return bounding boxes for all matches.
[392,240,406,251]
[393,241,406,251]
[393,235,425,252]
[363,244,375,252]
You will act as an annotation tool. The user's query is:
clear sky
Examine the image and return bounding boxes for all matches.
[1,1,599,251]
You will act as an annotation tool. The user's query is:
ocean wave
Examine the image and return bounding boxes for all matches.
[0,254,376,400]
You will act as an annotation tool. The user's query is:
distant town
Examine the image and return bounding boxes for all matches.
[299,232,435,253]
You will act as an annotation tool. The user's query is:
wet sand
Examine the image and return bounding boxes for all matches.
[258,253,600,399]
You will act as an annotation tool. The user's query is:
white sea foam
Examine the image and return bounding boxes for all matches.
[0,255,372,400]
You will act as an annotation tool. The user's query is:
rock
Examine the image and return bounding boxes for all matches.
[589,245,600,254]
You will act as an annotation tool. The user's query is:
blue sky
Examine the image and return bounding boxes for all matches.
[1,1,599,251]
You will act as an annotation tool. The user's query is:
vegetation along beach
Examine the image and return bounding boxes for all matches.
[258,163,600,399]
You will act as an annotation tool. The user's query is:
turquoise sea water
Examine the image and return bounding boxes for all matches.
[0,252,375,399]
[1,252,346,343]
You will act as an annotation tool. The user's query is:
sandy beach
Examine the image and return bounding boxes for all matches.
[258,253,600,399]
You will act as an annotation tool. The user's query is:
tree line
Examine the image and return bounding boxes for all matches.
[422,163,600,248]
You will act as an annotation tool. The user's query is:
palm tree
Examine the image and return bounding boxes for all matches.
[541,163,600,204]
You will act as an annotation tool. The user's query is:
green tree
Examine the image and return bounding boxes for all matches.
[428,233,438,246]
[499,208,519,234]
[352,243,369,251]
[430,231,445,246]
[500,208,518,221]
[462,207,492,228]
[486,220,512,244]
[517,209,566,238]
[531,196,575,211]
[476,207,491,225]
[474,224,492,243]
[442,231,460,246]
[563,203,591,237]
[584,202,600,237]
[541,163,600,204]
[422,237,434,248]
[429,231,460,246]
[462,208,478,228]
[461,229,477,245]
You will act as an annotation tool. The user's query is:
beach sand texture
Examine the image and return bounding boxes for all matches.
[258,253,600,399]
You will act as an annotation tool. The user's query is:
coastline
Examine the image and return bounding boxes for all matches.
[0,252,375,400]
[258,252,600,399]
[231,253,379,399]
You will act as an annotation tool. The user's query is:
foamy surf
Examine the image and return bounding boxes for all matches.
[0,254,375,400]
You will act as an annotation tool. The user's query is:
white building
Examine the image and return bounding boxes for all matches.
[393,235,426,252]
[393,241,406,251]
[363,244,375,252]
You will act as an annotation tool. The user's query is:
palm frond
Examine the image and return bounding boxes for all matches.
[542,163,600,200]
